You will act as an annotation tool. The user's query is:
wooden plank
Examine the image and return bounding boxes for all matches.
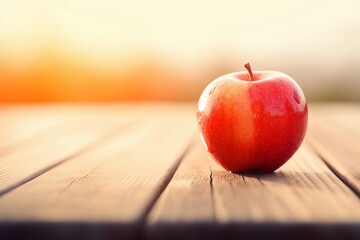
[146,139,215,240]
[0,103,164,154]
[212,143,360,223]
[0,105,196,240]
[0,104,133,156]
[147,136,360,240]
[0,120,127,196]
[307,103,360,195]
[0,104,155,195]
[308,103,360,136]
[0,106,66,155]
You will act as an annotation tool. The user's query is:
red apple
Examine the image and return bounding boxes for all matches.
[197,63,308,173]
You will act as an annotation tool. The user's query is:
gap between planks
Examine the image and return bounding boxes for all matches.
[0,103,192,198]
[306,103,360,197]
[0,104,197,240]
[0,104,151,197]
[146,135,360,240]
[307,140,360,198]
[134,137,196,240]
[0,121,137,197]
[1,103,359,240]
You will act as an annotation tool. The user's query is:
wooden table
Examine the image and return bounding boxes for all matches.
[0,103,359,240]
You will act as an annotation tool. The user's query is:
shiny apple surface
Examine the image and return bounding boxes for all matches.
[197,71,308,173]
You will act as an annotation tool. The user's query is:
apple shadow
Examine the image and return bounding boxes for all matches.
[236,171,337,192]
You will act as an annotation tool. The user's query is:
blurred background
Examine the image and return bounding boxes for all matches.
[0,0,359,103]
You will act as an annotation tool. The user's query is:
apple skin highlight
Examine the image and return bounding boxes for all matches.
[197,70,308,173]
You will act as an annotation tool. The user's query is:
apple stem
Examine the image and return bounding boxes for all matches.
[244,62,254,81]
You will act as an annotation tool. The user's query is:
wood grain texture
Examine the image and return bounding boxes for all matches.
[0,103,188,196]
[147,137,360,240]
[307,103,360,195]
[0,104,136,156]
[0,119,128,196]
[0,103,359,240]
[146,139,215,240]
[0,106,66,155]
[0,104,196,240]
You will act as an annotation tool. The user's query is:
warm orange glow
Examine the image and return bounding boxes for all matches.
[0,44,190,102]
[0,1,359,102]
